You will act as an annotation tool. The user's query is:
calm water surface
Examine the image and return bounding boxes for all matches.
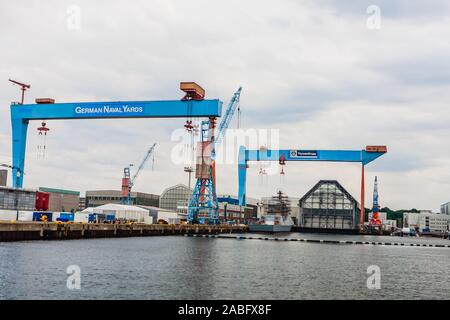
[0,233,449,299]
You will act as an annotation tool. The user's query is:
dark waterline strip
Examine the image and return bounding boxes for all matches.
[184,234,450,248]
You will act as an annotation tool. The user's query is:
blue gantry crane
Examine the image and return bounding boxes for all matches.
[121,143,156,205]
[9,83,222,188]
[187,87,242,224]
[237,146,387,228]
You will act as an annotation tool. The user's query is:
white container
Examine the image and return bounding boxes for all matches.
[74,213,89,223]
[18,211,33,221]
[0,210,17,221]
[53,212,61,221]
[157,211,178,223]
[143,215,153,225]
[168,218,181,225]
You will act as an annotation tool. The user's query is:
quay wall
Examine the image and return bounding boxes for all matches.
[0,222,248,242]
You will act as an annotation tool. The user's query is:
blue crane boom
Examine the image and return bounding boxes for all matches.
[214,87,242,150]
[131,143,156,186]
[122,143,156,205]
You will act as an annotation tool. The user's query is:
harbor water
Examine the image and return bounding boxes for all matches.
[1,233,449,300]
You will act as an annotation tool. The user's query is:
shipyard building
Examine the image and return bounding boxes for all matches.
[403,211,450,233]
[298,180,360,231]
[85,190,159,208]
[39,187,80,212]
[0,186,36,211]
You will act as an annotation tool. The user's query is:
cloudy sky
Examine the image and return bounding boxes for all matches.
[1,0,449,211]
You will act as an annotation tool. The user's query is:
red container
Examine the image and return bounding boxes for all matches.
[35,191,50,211]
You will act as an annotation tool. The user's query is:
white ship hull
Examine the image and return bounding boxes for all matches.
[248,224,292,233]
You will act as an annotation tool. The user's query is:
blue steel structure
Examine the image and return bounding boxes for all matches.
[187,88,242,224]
[10,99,222,188]
[187,120,219,224]
[238,146,387,226]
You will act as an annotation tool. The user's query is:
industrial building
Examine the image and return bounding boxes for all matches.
[39,187,80,212]
[78,197,86,211]
[298,180,360,231]
[0,186,36,211]
[403,211,450,233]
[441,202,450,215]
[159,184,192,213]
[85,190,159,208]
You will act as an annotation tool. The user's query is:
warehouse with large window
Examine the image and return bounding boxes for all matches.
[298,180,359,231]
[159,184,192,213]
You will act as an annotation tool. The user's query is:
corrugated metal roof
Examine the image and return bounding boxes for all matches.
[0,185,37,193]
[39,187,80,196]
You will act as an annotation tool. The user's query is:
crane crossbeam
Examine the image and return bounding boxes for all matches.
[10,97,221,188]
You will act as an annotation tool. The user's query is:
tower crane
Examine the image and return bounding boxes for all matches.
[187,87,242,224]
[121,143,156,205]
